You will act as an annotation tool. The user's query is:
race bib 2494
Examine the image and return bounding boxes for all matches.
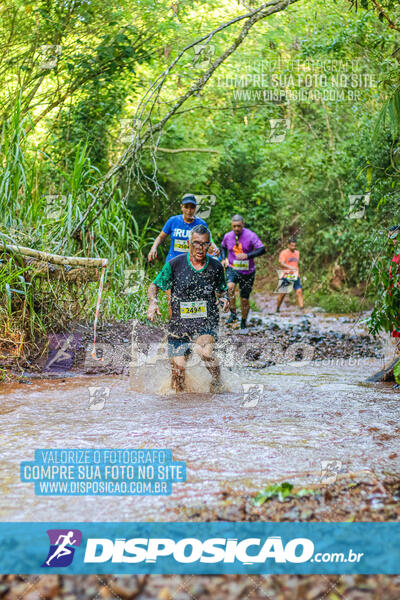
[180,301,207,318]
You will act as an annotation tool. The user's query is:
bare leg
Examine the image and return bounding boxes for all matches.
[276,293,285,312]
[228,282,236,313]
[46,546,70,565]
[170,355,187,392]
[240,297,250,321]
[296,289,304,309]
[166,289,172,319]
[194,334,221,391]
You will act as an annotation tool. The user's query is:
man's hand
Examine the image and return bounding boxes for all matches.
[217,297,230,312]
[148,247,157,262]
[221,258,229,268]
[235,253,248,260]
[147,300,161,321]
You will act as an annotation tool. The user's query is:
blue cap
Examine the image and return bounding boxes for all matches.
[181,195,197,206]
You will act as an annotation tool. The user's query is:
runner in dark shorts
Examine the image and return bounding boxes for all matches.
[147,225,229,392]
[225,269,255,300]
[221,215,265,329]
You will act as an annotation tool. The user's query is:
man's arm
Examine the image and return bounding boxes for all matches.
[147,283,161,321]
[147,261,173,321]
[235,246,265,261]
[235,233,265,260]
[247,246,266,259]
[148,231,168,262]
[209,233,220,257]
[215,266,229,311]
[279,261,295,270]
[221,243,229,267]
[279,259,298,272]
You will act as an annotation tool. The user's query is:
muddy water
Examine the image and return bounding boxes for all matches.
[1,321,400,522]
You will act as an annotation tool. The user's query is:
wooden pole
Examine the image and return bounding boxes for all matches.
[2,243,108,268]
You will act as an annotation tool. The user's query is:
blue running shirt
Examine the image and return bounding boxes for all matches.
[162,214,208,262]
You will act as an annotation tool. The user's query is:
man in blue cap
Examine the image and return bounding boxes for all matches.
[148,194,219,263]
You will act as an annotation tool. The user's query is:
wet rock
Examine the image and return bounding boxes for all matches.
[250,318,263,326]
[309,335,322,342]
[158,588,173,600]
[300,509,314,519]
[189,583,208,596]
[108,577,142,598]
[300,319,311,332]
[369,499,384,510]
[282,507,301,520]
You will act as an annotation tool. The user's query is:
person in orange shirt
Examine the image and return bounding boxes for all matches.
[388,226,400,389]
[276,237,304,312]
[388,225,400,340]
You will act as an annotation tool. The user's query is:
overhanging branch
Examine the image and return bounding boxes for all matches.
[71,0,302,239]
[144,146,221,154]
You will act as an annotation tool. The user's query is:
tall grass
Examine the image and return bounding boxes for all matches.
[0,96,155,362]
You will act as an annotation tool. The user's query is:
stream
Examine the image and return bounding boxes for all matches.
[1,310,399,522]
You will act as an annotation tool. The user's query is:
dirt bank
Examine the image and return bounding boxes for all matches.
[2,569,400,599]
[4,307,383,382]
[179,473,400,523]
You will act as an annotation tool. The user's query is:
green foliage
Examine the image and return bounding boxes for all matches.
[254,482,294,505]
[368,237,400,336]
[394,358,400,384]
[0,98,156,346]
[253,482,315,506]
[308,292,370,314]
[1,0,400,351]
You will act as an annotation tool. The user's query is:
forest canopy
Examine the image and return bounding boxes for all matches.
[1,0,400,334]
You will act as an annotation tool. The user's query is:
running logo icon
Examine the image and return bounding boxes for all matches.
[241,383,264,408]
[42,529,82,567]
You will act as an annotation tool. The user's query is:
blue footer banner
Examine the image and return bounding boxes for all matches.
[0,522,399,574]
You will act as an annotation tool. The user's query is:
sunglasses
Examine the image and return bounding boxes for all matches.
[191,241,210,249]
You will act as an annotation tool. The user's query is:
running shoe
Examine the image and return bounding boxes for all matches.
[226,312,238,324]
